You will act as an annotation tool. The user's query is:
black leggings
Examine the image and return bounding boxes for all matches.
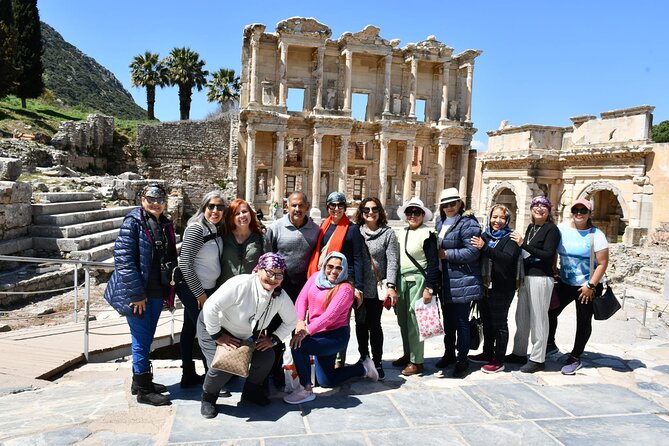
[480,288,515,362]
[354,298,384,364]
[548,281,602,358]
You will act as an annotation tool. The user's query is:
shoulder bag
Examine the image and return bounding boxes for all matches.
[589,231,621,320]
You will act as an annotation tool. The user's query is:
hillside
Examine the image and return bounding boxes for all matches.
[41,22,147,120]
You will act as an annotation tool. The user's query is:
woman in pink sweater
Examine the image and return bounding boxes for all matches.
[283,252,379,404]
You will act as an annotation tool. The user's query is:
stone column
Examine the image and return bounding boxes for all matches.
[439,62,450,123]
[383,54,392,115]
[436,141,447,194]
[409,57,418,118]
[245,128,257,202]
[278,42,288,107]
[343,49,353,111]
[403,140,414,201]
[458,146,469,206]
[273,132,286,204]
[338,135,350,192]
[249,33,261,105]
[465,63,474,122]
[311,133,324,216]
[378,138,389,206]
[315,46,325,110]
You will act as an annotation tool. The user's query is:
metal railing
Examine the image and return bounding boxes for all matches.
[0,254,179,361]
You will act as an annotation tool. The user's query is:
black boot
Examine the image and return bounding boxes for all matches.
[180,361,205,388]
[134,373,171,406]
[241,381,270,406]
[201,391,218,418]
[131,372,168,395]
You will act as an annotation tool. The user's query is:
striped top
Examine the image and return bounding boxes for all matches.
[178,219,223,297]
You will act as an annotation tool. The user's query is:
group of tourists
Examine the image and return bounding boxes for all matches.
[104,183,609,418]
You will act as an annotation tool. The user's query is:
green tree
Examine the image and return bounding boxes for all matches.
[0,0,17,98]
[653,120,669,143]
[164,47,208,120]
[206,68,240,113]
[129,51,168,120]
[11,0,44,108]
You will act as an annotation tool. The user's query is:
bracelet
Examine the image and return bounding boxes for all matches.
[586,282,596,290]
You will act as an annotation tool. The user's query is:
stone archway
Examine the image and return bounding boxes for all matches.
[579,181,628,242]
[489,182,518,228]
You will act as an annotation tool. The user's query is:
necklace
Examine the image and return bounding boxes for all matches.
[526,224,542,244]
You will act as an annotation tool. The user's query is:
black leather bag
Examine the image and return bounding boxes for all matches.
[592,286,621,320]
[469,301,484,350]
[161,261,182,287]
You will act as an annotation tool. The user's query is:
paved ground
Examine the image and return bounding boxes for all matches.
[2,293,669,446]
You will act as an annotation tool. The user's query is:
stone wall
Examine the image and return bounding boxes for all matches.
[50,114,114,156]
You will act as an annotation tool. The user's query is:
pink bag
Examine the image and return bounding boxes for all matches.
[414,299,445,341]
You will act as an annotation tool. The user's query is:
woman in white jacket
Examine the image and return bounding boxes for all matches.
[197,253,297,419]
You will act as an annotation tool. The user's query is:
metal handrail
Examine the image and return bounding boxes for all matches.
[0,254,177,361]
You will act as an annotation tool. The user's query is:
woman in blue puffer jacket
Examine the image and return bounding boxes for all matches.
[433,188,482,378]
[104,183,177,406]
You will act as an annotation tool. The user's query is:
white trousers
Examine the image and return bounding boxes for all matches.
[512,275,554,363]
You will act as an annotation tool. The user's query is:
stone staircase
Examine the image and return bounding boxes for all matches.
[29,192,134,262]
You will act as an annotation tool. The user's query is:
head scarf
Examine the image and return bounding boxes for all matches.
[315,251,348,289]
[253,252,287,274]
[530,196,552,211]
[142,184,167,198]
[485,206,513,246]
[326,191,346,205]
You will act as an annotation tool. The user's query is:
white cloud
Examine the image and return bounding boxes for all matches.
[471,139,488,152]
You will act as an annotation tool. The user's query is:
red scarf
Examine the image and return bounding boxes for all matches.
[307,215,350,276]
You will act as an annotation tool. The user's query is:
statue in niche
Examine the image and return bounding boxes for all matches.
[449,100,458,120]
[393,95,401,114]
[326,88,336,109]
[258,172,266,195]
[320,173,328,194]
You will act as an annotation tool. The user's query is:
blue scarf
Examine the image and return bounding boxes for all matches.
[315,251,349,289]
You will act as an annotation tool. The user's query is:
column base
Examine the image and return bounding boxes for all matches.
[309,207,322,222]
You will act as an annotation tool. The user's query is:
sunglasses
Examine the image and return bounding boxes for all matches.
[206,204,225,211]
[362,206,380,214]
[441,201,458,209]
[571,207,590,215]
[328,202,346,210]
[263,269,284,280]
[325,264,344,272]
[532,204,549,209]
[404,208,424,217]
[145,196,166,205]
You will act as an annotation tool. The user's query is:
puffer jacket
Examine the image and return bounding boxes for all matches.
[435,211,483,304]
[104,207,176,317]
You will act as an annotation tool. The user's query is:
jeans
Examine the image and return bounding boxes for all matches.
[126,297,164,374]
[443,301,471,362]
[291,326,365,388]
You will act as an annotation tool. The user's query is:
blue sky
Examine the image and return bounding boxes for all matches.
[38,0,668,150]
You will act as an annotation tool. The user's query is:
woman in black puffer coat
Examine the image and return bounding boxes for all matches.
[434,188,482,378]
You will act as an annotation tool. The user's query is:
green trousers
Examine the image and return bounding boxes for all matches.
[396,272,426,364]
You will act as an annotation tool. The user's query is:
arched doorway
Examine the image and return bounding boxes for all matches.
[590,189,626,243]
[492,188,518,228]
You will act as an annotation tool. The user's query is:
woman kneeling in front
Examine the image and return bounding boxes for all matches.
[284,252,379,405]
[197,253,297,419]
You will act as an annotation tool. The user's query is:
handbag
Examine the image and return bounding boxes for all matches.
[592,286,621,320]
[469,301,484,350]
[161,261,182,287]
[363,240,389,301]
[211,339,256,377]
[414,298,445,341]
[588,233,620,320]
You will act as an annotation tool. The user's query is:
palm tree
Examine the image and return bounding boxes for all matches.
[164,47,208,120]
[206,68,240,113]
[129,51,168,120]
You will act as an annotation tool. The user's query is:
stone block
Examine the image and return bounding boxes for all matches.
[0,157,22,181]
[623,226,647,245]
[0,203,31,229]
[118,171,142,180]
[0,181,30,204]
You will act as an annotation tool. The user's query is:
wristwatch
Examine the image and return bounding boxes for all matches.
[586,282,596,290]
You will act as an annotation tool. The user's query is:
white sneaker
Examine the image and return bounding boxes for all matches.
[362,357,379,381]
[283,386,316,405]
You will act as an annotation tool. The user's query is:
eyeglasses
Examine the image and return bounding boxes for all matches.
[206,204,225,211]
[571,207,590,215]
[532,204,549,209]
[327,202,345,210]
[441,201,458,209]
[325,264,344,272]
[145,196,166,205]
[263,269,284,280]
[404,208,424,217]
[362,206,380,214]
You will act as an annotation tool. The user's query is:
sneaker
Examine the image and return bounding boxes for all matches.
[452,360,469,378]
[520,360,545,373]
[376,366,385,381]
[468,352,493,363]
[283,386,316,405]
[561,357,582,375]
[362,357,379,381]
[504,353,527,364]
[481,360,505,374]
[435,354,456,369]
[546,343,560,356]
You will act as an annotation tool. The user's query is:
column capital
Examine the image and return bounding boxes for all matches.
[313,132,324,143]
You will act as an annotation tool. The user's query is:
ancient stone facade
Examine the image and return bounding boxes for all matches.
[473,105,660,244]
[238,17,481,218]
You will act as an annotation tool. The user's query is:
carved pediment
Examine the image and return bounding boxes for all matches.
[339,25,391,47]
[414,36,453,57]
[276,17,332,39]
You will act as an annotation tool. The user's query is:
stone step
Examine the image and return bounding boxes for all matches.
[626,272,665,286]
[33,206,135,226]
[33,192,95,203]
[0,237,32,256]
[639,266,668,277]
[29,217,125,238]
[623,277,663,293]
[33,228,120,253]
[69,241,116,262]
[32,200,102,216]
